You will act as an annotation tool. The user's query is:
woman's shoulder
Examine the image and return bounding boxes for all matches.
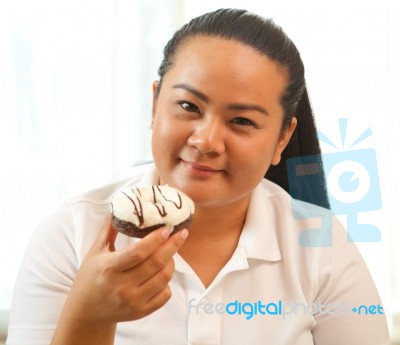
[68,161,156,208]
[256,177,344,250]
[259,177,333,218]
[27,162,155,262]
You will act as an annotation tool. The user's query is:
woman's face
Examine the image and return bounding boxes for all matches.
[151,36,296,208]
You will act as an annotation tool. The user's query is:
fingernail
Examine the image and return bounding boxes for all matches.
[161,228,170,239]
[180,229,188,240]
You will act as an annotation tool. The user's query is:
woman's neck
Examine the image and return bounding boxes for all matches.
[177,195,250,288]
[188,198,249,238]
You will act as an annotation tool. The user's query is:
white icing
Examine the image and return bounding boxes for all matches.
[111,185,195,231]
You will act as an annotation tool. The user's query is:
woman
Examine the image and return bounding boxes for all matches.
[7,8,390,345]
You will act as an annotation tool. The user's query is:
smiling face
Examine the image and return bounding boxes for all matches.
[151,36,296,209]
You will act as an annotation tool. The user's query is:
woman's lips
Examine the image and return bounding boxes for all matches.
[181,160,223,176]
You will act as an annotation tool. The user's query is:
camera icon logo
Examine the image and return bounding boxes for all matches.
[287,118,382,247]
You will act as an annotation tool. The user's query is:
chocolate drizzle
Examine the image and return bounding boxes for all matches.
[149,185,184,217]
[117,186,189,226]
[112,185,193,237]
[122,191,144,225]
[152,186,157,204]
[154,204,167,217]
[155,185,183,209]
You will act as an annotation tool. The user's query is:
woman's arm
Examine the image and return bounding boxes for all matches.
[7,206,187,345]
[50,215,187,345]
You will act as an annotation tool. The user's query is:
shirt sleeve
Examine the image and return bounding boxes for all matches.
[311,216,391,345]
[6,204,79,345]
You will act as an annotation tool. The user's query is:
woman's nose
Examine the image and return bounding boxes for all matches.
[187,117,225,155]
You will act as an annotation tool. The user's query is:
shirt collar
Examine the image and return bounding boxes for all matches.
[238,180,282,262]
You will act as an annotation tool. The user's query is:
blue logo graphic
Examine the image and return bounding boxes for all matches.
[188,298,384,320]
[287,118,382,246]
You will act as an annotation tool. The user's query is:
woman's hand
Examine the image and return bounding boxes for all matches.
[51,214,188,345]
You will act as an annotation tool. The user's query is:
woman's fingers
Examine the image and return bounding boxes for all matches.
[138,258,175,301]
[108,227,170,271]
[87,214,118,255]
[130,229,188,285]
[108,227,187,274]
[123,260,176,320]
[139,286,173,318]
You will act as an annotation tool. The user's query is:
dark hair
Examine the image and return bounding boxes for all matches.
[156,8,330,209]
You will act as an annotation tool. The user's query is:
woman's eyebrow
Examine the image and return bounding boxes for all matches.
[227,103,269,116]
[172,83,209,102]
[172,83,269,116]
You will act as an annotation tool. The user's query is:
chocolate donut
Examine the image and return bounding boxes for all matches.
[110,185,195,238]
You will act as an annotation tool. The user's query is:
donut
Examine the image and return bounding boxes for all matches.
[110,185,195,238]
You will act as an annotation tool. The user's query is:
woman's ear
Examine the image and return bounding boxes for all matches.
[151,81,160,128]
[271,117,297,166]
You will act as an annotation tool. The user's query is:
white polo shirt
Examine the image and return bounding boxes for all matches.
[7,163,390,345]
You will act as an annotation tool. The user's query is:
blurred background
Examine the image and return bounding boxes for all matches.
[0,0,399,343]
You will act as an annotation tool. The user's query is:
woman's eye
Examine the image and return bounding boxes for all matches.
[179,101,199,113]
[232,117,255,127]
